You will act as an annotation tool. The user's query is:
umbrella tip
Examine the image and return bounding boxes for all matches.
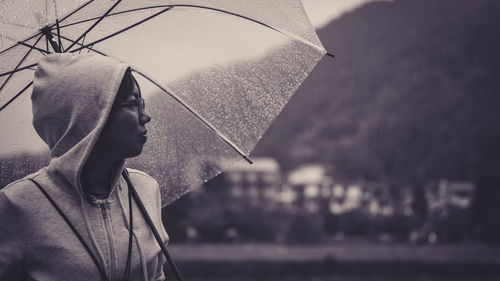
[326,52,335,58]
[244,155,253,165]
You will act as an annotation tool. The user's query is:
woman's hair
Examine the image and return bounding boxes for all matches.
[112,68,140,109]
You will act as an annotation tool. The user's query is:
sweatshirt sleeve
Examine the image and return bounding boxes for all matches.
[154,183,168,281]
[0,191,26,280]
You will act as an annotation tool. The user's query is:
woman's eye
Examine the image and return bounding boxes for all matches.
[120,100,135,107]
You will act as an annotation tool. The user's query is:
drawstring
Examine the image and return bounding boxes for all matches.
[122,169,185,281]
[29,178,110,281]
[30,178,134,281]
[30,171,182,281]
[123,178,133,280]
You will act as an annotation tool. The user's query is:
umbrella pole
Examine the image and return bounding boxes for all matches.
[56,19,64,52]
[41,26,61,53]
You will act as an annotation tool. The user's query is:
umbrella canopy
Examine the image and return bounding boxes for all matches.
[0,0,327,205]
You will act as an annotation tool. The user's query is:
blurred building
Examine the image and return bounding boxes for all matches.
[285,164,333,213]
[329,182,410,217]
[410,179,476,243]
[284,164,400,216]
[361,182,394,216]
[395,186,416,217]
[426,179,475,215]
[219,157,282,210]
[328,183,363,215]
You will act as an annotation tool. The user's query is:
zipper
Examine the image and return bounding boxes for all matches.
[99,202,116,281]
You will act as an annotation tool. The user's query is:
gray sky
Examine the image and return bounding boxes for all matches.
[302,0,391,28]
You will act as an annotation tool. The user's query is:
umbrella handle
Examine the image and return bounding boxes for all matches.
[122,170,185,281]
[41,26,61,53]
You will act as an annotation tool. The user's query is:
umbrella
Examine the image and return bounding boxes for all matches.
[0,0,332,206]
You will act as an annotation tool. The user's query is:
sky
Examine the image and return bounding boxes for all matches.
[0,0,389,156]
[302,0,391,29]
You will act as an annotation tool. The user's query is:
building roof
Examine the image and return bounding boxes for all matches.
[223,157,280,173]
[288,164,326,185]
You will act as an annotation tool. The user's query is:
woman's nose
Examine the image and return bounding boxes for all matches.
[140,109,151,124]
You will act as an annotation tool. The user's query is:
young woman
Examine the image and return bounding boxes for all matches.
[0,53,168,281]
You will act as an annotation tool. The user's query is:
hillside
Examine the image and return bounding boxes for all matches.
[253,0,500,184]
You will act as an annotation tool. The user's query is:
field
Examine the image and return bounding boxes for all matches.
[166,243,500,281]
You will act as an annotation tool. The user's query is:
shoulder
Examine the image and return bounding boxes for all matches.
[126,168,158,185]
[0,176,41,225]
[1,169,64,214]
[124,168,163,220]
[125,168,159,194]
[2,178,35,193]
[1,171,42,203]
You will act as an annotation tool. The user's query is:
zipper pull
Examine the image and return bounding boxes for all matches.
[100,202,107,219]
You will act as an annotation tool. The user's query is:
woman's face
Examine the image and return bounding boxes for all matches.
[94,72,151,161]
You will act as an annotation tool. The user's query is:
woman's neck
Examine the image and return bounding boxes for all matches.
[81,155,121,199]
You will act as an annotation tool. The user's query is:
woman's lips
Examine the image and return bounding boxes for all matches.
[138,130,148,142]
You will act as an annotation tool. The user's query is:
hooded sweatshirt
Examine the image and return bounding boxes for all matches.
[0,54,168,281]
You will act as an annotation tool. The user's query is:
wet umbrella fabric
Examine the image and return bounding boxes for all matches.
[0,0,327,206]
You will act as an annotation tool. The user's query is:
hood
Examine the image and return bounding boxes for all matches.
[31,53,129,198]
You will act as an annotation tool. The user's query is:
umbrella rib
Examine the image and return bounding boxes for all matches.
[1,3,329,57]
[52,32,108,57]
[47,33,255,165]
[16,40,51,55]
[58,6,171,28]
[0,0,93,55]
[0,63,37,77]
[65,0,122,52]
[2,34,30,45]
[67,4,321,55]
[0,38,51,78]
[0,81,33,112]
[168,4,326,53]
[0,58,89,111]
[0,41,109,111]
[52,0,60,20]
[0,33,109,78]
[0,31,43,56]
[132,69,253,165]
[79,35,86,54]
[0,21,38,30]
[68,7,173,54]
[49,22,254,165]
[0,34,43,94]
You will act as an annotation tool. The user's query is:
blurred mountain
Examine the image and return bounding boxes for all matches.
[253,0,500,184]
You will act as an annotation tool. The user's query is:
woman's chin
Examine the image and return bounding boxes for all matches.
[123,145,145,159]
